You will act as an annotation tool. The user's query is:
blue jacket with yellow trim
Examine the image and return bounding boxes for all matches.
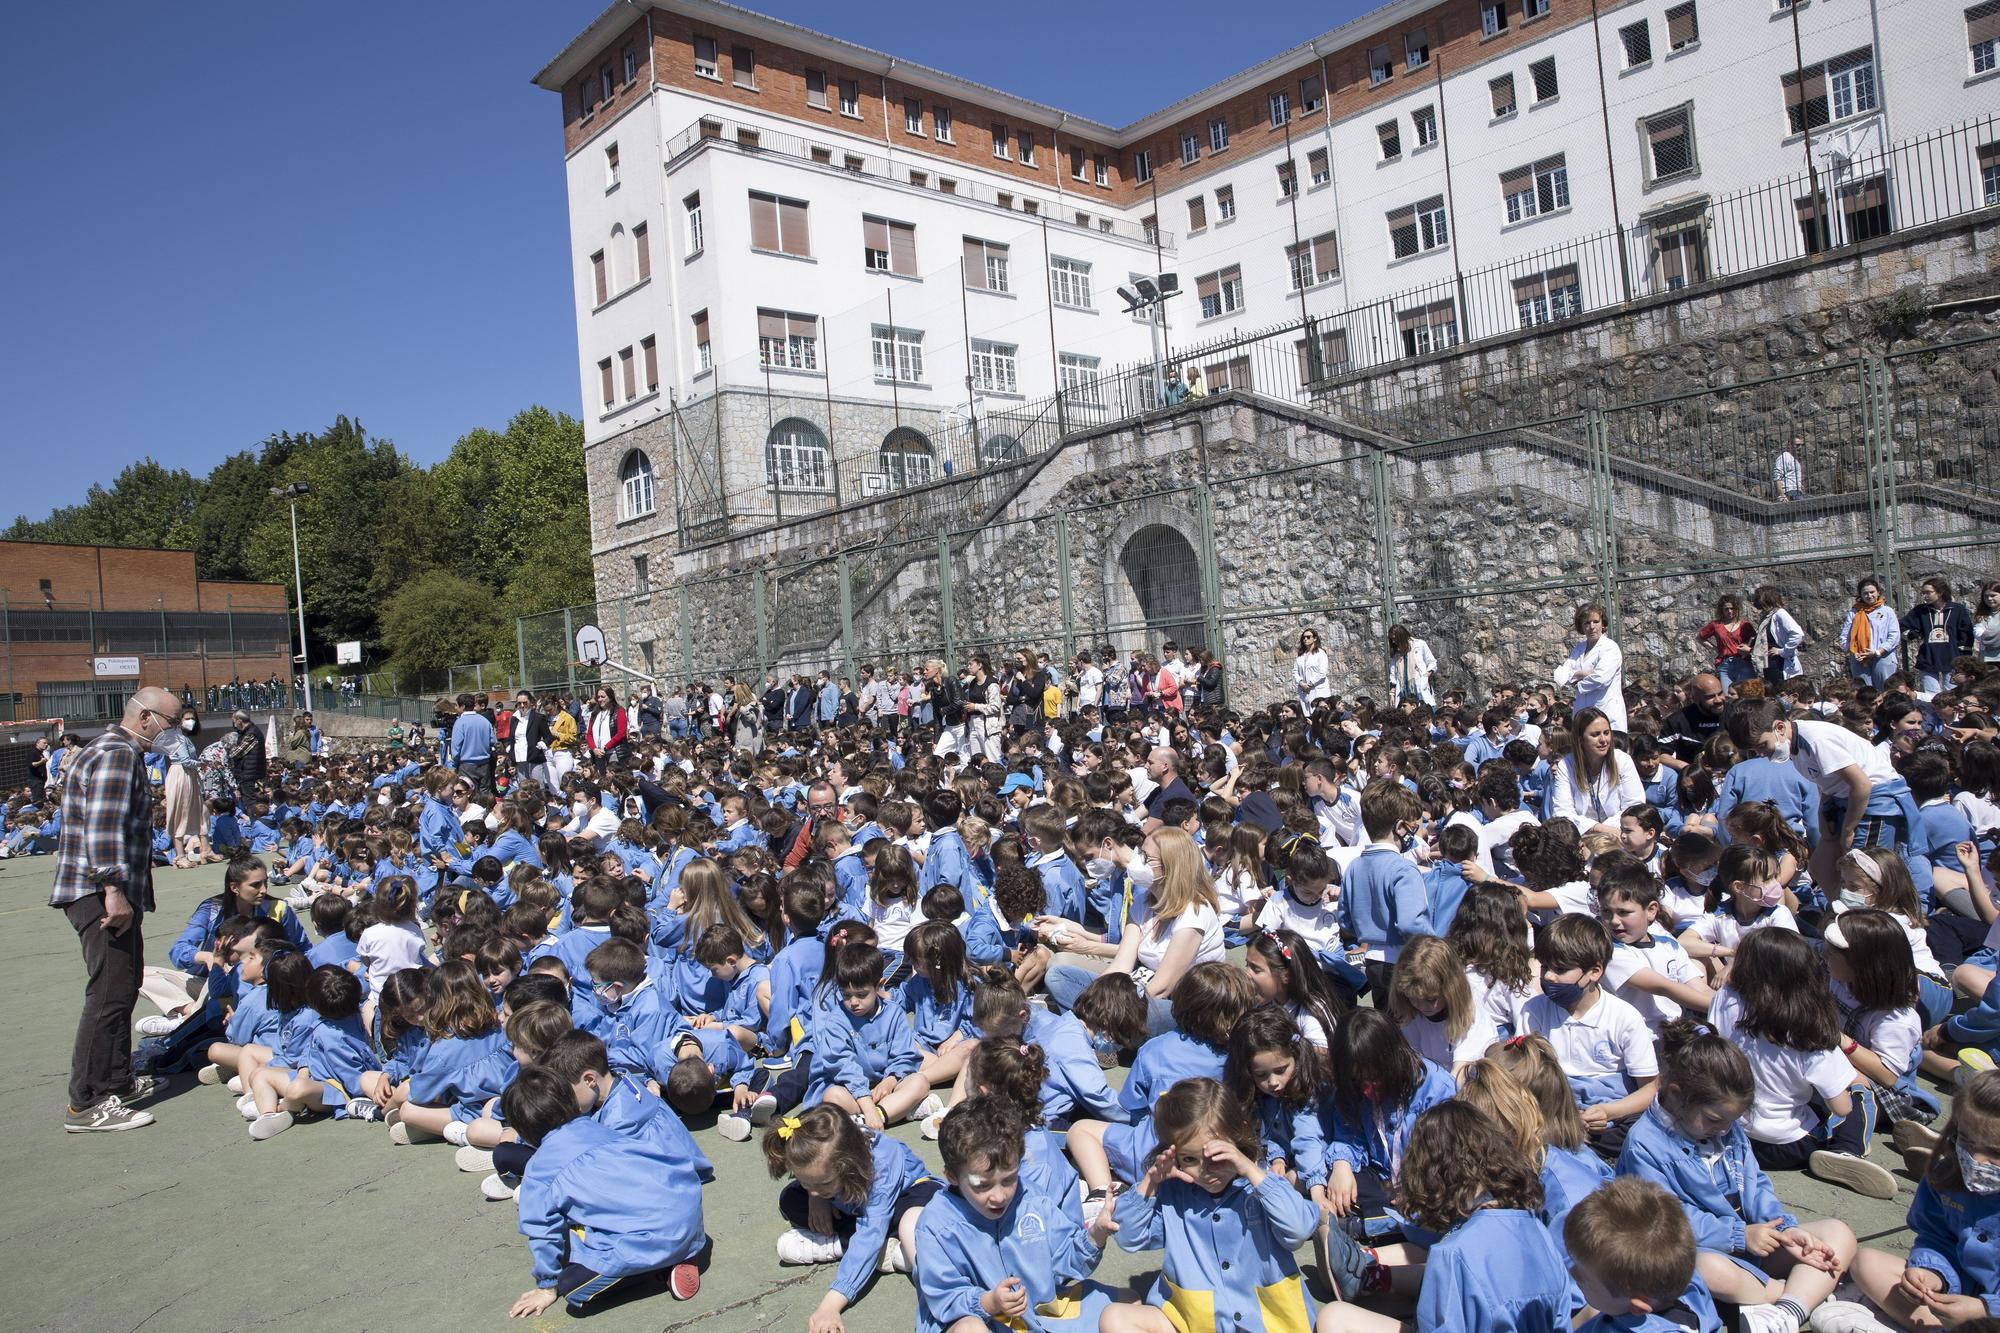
[1113,1171,1319,1333]
[914,1179,1106,1333]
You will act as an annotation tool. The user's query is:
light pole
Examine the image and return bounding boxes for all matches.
[1116,273,1180,406]
[271,481,313,711]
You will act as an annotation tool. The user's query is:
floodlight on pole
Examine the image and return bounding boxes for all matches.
[270,481,313,712]
[1121,271,1177,405]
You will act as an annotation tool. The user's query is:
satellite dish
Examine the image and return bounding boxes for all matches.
[575,623,608,667]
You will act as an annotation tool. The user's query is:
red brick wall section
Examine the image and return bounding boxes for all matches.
[562,16,656,156]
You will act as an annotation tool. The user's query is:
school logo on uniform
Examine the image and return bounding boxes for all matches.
[1017,1208,1046,1242]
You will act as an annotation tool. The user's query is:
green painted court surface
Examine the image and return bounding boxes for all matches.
[0,856,1923,1332]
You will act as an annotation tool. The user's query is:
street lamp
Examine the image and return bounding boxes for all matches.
[1117,272,1179,405]
[271,481,313,711]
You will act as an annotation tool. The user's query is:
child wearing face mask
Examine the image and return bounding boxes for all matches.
[1520,914,1659,1157]
[1661,831,1722,932]
[1320,1008,1457,1241]
[1679,845,1797,986]
[914,1095,1117,1333]
[1845,1071,2000,1331]
[1337,782,1435,1008]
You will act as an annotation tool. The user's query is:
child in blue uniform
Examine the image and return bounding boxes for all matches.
[1102,1077,1321,1333]
[1321,1008,1456,1239]
[900,921,975,1088]
[914,1094,1117,1333]
[1457,1058,1609,1267]
[1564,1178,1723,1333]
[960,1038,1084,1224]
[245,965,379,1139]
[388,960,506,1143]
[1337,781,1435,1005]
[812,942,935,1126]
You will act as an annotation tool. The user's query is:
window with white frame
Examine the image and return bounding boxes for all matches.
[684,193,704,255]
[766,419,832,491]
[879,429,935,488]
[871,326,924,383]
[1974,2,2000,73]
[1621,22,1652,69]
[604,143,620,189]
[1491,74,1517,118]
[1134,149,1153,182]
[1388,196,1448,258]
[1513,265,1581,326]
[1666,3,1699,51]
[1069,145,1087,181]
[992,123,1010,158]
[971,340,1019,394]
[1195,265,1244,319]
[1481,2,1507,37]
[756,309,819,372]
[1653,216,1708,290]
[1308,148,1331,187]
[839,79,860,116]
[1215,185,1235,221]
[1406,27,1430,69]
[805,68,828,108]
[1058,353,1102,404]
[1296,327,1350,382]
[1369,44,1394,86]
[1180,131,1199,165]
[1300,74,1324,113]
[1524,0,1550,17]
[1642,105,1697,182]
[620,43,639,82]
[693,35,718,78]
[1530,57,1559,102]
[730,45,755,89]
[1270,90,1291,127]
[933,106,953,141]
[1398,299,1459,355]
[1502,155,1570,222]
[692,309,711,373]
[1209,118,1230,152]
[1277,159,1297,197]
[1286,231,1340,289]
[1784,48,1877,133]
[904,98,923,133]
[619,450,656,517]
[1187,195,1207,232]
[1095,155,1108,187]
[597,357,614,409]
[1018,131,1035,165]
[1983,143,2000,204]
[1050,256,1093,309]
[963,237,1009,292]
[1412,106,1438,149]
[632,553,649,595]
[862,216,916,276]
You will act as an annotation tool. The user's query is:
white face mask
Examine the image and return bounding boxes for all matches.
[1125,858,1157,890]
[1085,856,1117,882]
[181,718,197,732]
[1686,865,1718,888]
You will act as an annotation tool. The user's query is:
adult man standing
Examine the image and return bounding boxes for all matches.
[448,691,495,795]
[51,687,179,1131]
[226,709,266,789]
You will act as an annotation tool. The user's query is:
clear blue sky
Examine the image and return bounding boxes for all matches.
[0,1,1364,522]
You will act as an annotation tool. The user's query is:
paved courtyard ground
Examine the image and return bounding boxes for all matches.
[0,855,1925,1332]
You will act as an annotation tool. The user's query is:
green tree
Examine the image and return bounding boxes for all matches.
[378,569,507,676]
[6,459,202,552]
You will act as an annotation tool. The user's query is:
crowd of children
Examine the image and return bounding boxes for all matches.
[59,632,2000,1330]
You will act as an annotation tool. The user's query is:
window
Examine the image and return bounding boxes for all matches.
[980,434,1024,467]
[1492,74,1517,117]
[992,124,1010,159]
[599,64,614,105]
[692,310,711,373]
[1187,195,1207,232]
[1277,159,1298,197]
[971,340,1019,394]
[1524,0,1550,17]
[1058,353,1102,405]
[631,554,649,595]
[632,223,650,281]
[1398,300,1459,355]
[1300,74,1324,113]
[1984,143,2000,204]
[1195,265,1244,319]
[1180,132,1200,165]
[748,192,811,258]
[598,358,614,409]
[1406,27,1430,69]
[1209,118,1230,152]
[1502,155,1570,222]
[1388,196,1448,258]
[1296,327,1351,382]
[862,216,917,276]
[1286,231,1340,289]
[1653,218,1708,290]
[1308,148,1331,186]
[1785,48,1877,133]
[1215,185,1235,221]
[767,419,832,491]
[904,98,923,133]
[1513,265,1581,326]
[839,79,860,116]
[619,451,656,517]
[1205,357,1252,391]
[1050,256,1093,308]
[934,106,953,142]
[1643,105,1696,182]
[1621,22,1652,68]
[1482,2,1508,37]
[805,69,828,108]
[1841,175,1891,242]
[1369,43,1394,86]
[1666,3,1700,51]
[1412,106,1438,148]
[1070,145,1087,181]
[693,35,718,79]
[963,237,1009,292]
[1530,57,1559,102]
[1975,2,2000,72]
[1134,149,1153,182]
[871,326,924,383]
[731,45,755,89]
[590,250,608,305]
[1795,188,1832,253]
[1095,155,1109,187]
[684,193,704,255]
[764,418,828,490]
[1270,90,1291,127]
[619,345,637,400]
[757,309,820,372]
[1018,132,1035,165]
[940,178,956,194]
[1378,121,1402,161]
[879,429,935,489]
[641,335,657,392]
[623,46,640,85]
[909,170,927,189]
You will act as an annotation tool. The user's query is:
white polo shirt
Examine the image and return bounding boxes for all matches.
[1520,988,1658,1082]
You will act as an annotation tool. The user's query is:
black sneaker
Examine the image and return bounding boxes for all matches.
[124,1074,159,1104]
[64,1096,156,1133]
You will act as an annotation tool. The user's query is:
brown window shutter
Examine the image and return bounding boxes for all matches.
[619,347,636,398]
[1313,232,1339,275]
[633,224,650,281]
[778,199,809,255]
[642,337,658,390]
[1513,273,1547,300]
[1386,205,1416,232]
[1846,177,1886,210]
[591,251,607,304]
[1658,235,1687,284]
[1548,267,1579,299]
[1981,142,2000,169]
[1649,115,1684,146]
[1296,340,1313,383]
[599,359,614,404]
[1397,306,1425,333]
[1794,192,1824,222]
[787,313,816,342]
[1196,272,1220,302]
[1188,197,1206,230]
[1500,166,1533,197]
[693,309,709,344]
[962,237,985,285]
[1971,1,2000,45]
[863,216,889,252]
[1666,4,1698,47]
[749,195,778,251]
[1324,329,1348,365]
[1783,67,1827,109]
[758,309,786,340]
[889,222,916,275]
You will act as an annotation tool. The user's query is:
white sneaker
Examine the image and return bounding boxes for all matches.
[441,1119,470,1147]
[913,1092,945,1122]
[196,1063,223,1085]
[920,1111,946,1141]
[135,1014,183,1038]
[236,1094,259,1121]
[227,1075,244,1094]
[1081,1193,1108,1229]
[715,1113,753,1142]
[248,1111,294,1141]
[774,1228,845,1265]
[1809,1301,1898,1333]
[388,1120,414,1146]
[1809,1150,1898,1200]
[748,1092,779,1126]
[1739,1304,1803,1333]
[480,1172,519,1202]
[878,1237,911,1274]
[455,1145,494,1173]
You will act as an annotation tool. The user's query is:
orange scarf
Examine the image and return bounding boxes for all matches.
[1849,595,1881,656]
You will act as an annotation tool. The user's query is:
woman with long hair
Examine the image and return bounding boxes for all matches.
[584,684,627,772]
[1695,593,1756,690]
[1294,628,1331,712]
[1549,706,1644,833]
[1840,575,1902,687]
[1387,622,1437,707]
[1752,584,1807,685]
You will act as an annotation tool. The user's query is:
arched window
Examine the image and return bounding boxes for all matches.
[978,434,1024,469]
[619,449,656,518]
[879,428,936,489]
[607,223,625,290]
[766,418,832,492]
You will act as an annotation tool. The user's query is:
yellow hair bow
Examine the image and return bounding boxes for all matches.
[777,1115,803,1141]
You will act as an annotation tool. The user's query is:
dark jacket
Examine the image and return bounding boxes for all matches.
[1903,601,1975,676]
[229,724,267,788]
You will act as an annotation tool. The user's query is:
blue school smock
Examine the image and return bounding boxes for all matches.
[961,894,1036,966]
[713,819,761,857]
[1323,1058,1458,1182]
[1946,972,2000,1056]
[1576,1278,1722,1333]
[763,935,823,1054]
[1022,1008,1124,1126]
[1337,845,1434,959]
[417,797,461,859]
[897,974,972,1050]
[914,1181,1110,1333]
[516,1117,707,1289]
[488,828,544,870]
[549,924,612,980]
[1540,1144,1612,1258]
[822,1131,932,1306]
[168,896,307,971]
[1258,1095,1330,1188]
[1711,758,1819,847]
[596,981,679,1073]
[224,983,281,1048]
[377,1027,430,1084]
[647,1024,752,1096]
[307,932,359,971]
[448,1045,521,1124]
[921,828,981,905]
[272,1008,313,1067]
[1024,1124,1085,1225]
[1417,1207,1572,1333]
[1617,1103,1796,1261]
[290,1012,380,1111]
[406,1029,508,1106]
[1423,860,1472,937]
[594,1072,714,1183]
[1113,1171,1318,1333]
[1641,768,1686,838]
[813,999,921,1102]
[1918,799,1976,874]
[831,847,870,921]
[1102,1031,1225,1181]
[665,952,728,1019]
[716,963,768,1031]
[1907,1178,2000,1316]
[1029,850,1086,921]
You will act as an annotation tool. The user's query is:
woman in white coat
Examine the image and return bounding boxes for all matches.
[1552,602,1626,733]
[1752,584,1806,686]
[1549,707,1644,832]
[1293,628,1332,712]
[1387,623,1438,707]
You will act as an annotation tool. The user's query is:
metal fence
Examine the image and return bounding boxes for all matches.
[523,333,2000,706]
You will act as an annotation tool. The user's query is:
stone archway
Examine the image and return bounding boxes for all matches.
[1104,518,1207,655]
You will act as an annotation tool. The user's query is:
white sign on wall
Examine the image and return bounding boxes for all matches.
[335,640,362,665]
[92,656,141,677]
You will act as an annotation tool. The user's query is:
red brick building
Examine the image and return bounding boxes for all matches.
[0,540,293,723]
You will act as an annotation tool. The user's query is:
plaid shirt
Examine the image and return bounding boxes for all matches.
[47,725,156,912]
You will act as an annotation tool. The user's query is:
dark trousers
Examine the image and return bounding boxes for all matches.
[459,759,493,797]
[1750,1088,1875,1169]
[63,894,143,1109]
[1363,959,1396,1011]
